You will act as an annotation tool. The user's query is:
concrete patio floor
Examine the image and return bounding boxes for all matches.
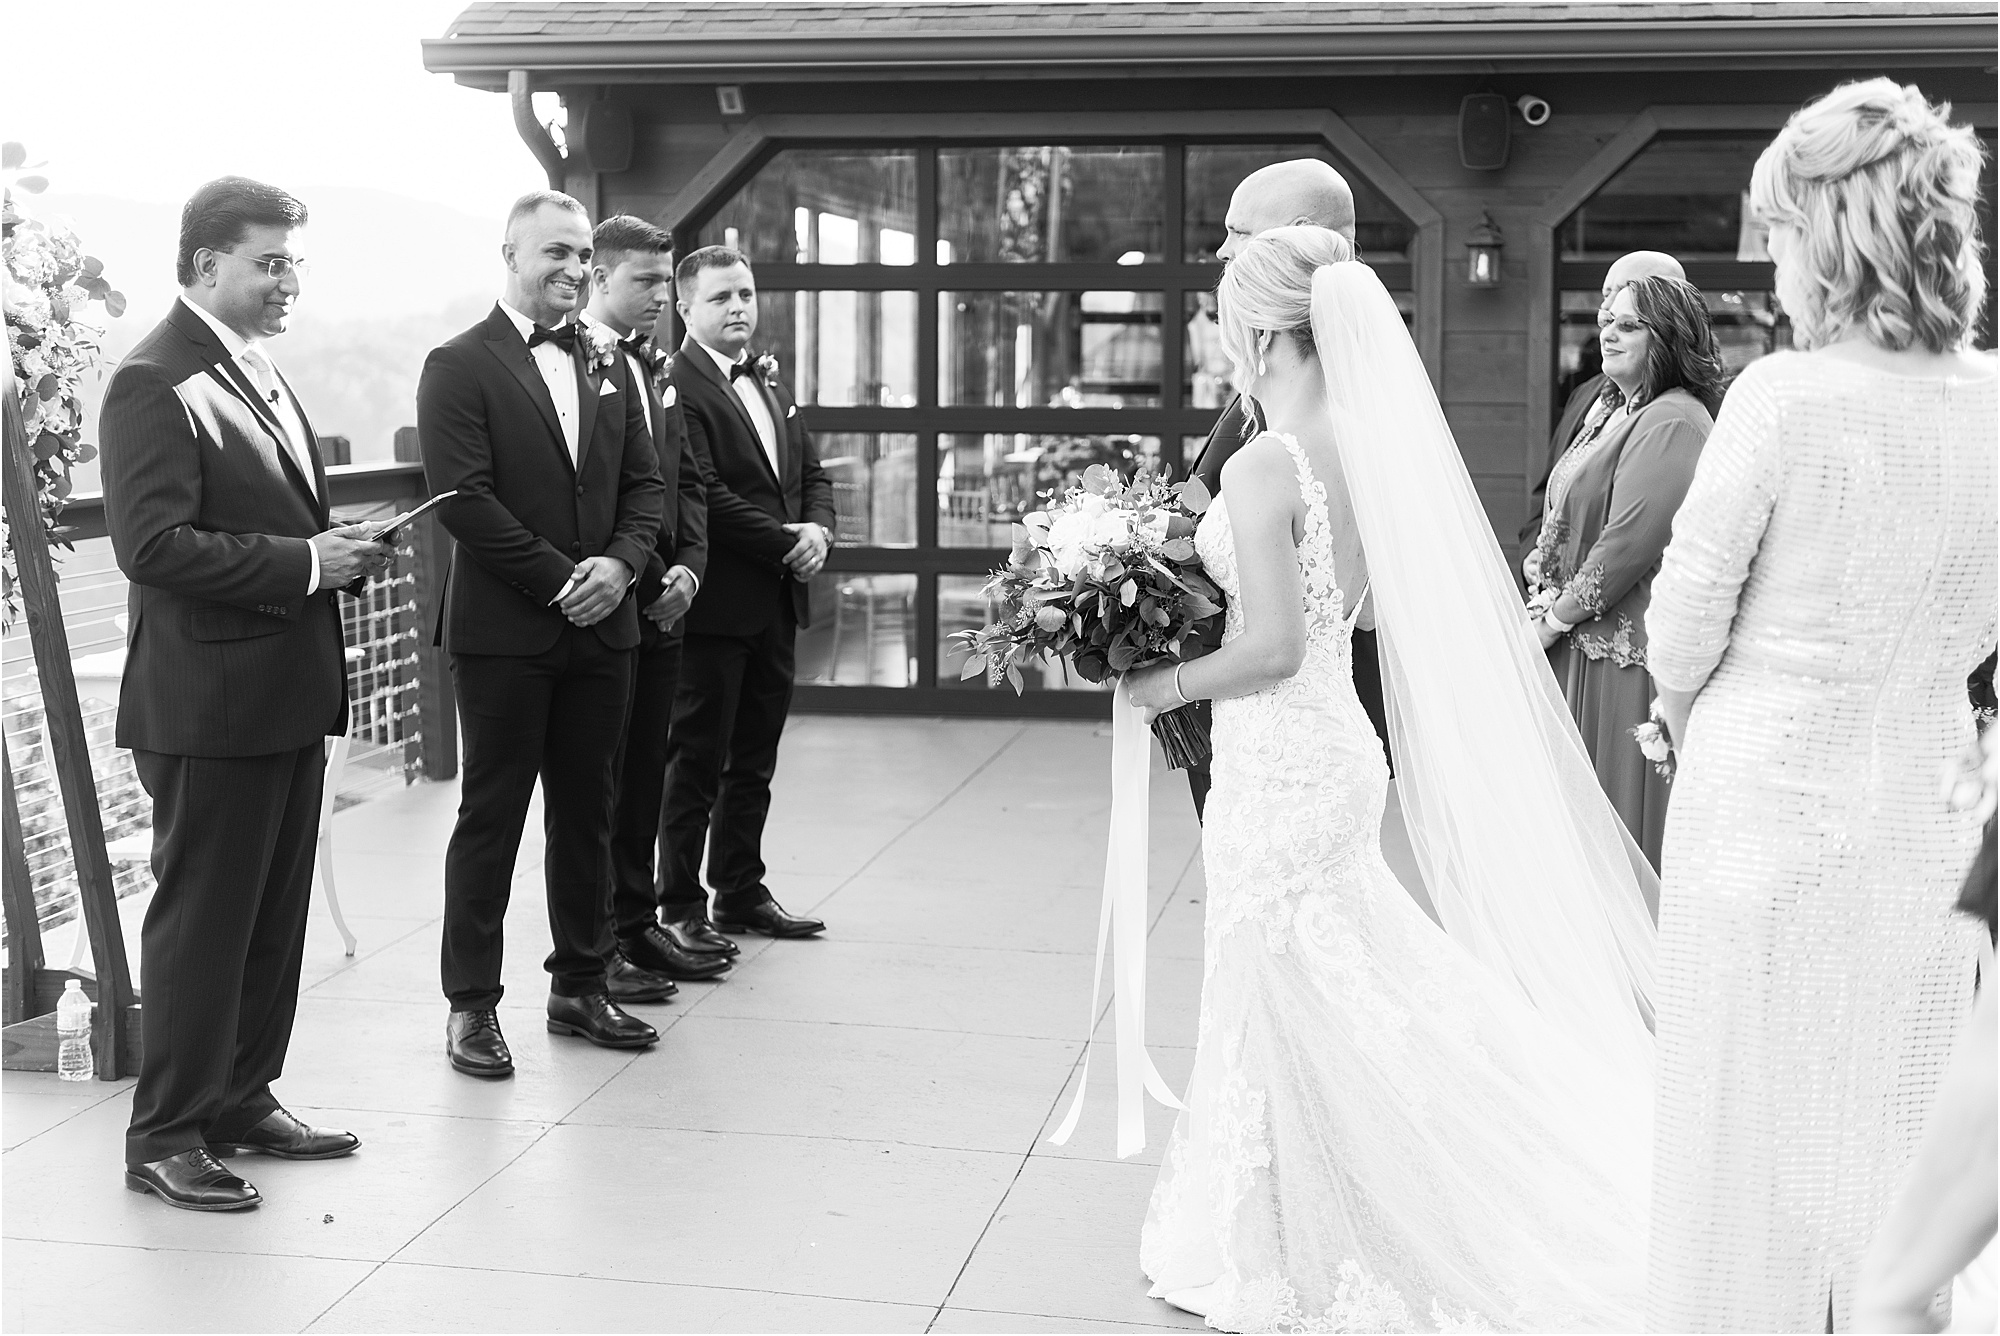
[3,714,1427,1334]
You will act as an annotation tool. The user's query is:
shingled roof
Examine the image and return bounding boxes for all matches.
[424,0,2000,87]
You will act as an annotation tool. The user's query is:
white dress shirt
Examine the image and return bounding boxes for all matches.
[581,310,698,600]
[497,300,582,466]
[177,296,322,594]
[696,338,782,479]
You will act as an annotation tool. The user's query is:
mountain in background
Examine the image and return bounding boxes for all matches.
[33,187,505,481]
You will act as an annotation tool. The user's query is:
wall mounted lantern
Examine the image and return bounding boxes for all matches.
[1465,213,1504,287]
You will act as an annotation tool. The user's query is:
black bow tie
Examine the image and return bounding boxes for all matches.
[729,359,757,382]
[527,323,577,352]
[619,333,651,358]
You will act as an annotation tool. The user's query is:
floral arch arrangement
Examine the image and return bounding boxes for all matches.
[3,142,125,630]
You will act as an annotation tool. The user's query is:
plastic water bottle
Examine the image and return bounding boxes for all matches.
[56,980,93,1082]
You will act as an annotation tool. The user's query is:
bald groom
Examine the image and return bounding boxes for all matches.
[1183,158,1390,818]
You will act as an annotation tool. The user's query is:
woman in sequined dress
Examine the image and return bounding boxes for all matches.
[1643,79,1998,1333]
[1527,275,1722,873]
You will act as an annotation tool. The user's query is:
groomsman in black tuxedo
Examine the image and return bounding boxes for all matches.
[1185,160,1388,817]
[102,177,381,1210]
[660,247,835,941]
[578,216,735,990]
[418,192,666,1076]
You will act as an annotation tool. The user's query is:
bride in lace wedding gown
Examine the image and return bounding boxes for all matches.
[1123,231,1662,1333]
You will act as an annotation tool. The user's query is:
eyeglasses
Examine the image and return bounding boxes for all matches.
[1596,313,1649,336]
[219,251,310,280]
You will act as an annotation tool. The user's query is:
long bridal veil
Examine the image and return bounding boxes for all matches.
[1309,260,1660,1091]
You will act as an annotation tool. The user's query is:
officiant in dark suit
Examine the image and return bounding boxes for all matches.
[660,247,836,941]
[578,216,734,993]
[102,177,381,1211]
[418,191,666,1077]
[1183,160,1388,818]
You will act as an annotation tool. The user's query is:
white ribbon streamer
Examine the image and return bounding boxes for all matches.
[1047,679,1185,1158]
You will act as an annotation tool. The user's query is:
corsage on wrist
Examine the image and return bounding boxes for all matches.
[1630,697,1676,782]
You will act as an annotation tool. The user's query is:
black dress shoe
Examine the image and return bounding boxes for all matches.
[446,1007,514,1078]
[607,952,679,1003]
[713,898,826,939]
[660,912,739,958]
[621,924,732,980]
[546,991,658,1048]
[213,1107,359,1160]
[125,1149,260,1212]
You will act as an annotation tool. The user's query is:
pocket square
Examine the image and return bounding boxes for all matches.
[786,404,798,419]
[598,380,618,397]
[660,383,677,407]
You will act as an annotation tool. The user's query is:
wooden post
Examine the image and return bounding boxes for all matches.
[411,511,457,781]
[2,737,46,1025]
[3,377,134,1078]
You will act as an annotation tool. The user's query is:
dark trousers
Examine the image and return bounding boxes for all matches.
[607,630,684,942]
[125,743,324,1165]
[1183,627,1390,823]
[443,626,635,1010]
[659,620,795,914]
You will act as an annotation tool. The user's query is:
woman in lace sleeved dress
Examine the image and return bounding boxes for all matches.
[1527,275,1722,872]
[1643,79,1998,1333]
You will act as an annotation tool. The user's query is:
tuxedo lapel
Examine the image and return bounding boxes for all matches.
[681,338,776,483]
[572,343,600,475]
[754,377,792,489]
[481,308,572,473]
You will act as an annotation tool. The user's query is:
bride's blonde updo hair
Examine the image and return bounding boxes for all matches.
[1750,78,1987,352]
[1217,225,1353,390]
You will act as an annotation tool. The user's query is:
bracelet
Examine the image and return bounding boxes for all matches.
[1542,609,1577,635]
[1172,662,1192,705]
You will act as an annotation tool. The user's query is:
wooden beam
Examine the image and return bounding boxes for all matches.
[3,372,135,1078]
[1,737,44,1025]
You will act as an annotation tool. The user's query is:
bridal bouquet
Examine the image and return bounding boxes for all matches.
[953,463,1224,768]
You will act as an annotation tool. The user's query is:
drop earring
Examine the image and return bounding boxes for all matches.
[1257,356,1268,377]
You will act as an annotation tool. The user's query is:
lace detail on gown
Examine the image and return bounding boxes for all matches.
[1139,434,1651,1333]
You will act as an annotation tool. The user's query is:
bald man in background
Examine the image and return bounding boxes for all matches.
[1183,158,1386,818]
[1519,249,1688,575]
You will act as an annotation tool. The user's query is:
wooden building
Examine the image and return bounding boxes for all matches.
[423,0,1998,717]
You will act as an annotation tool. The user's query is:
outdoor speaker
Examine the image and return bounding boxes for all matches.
[1459,93,1511,171]
[572,101,633,174]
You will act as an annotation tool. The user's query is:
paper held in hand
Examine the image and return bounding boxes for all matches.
[369,490,458,542]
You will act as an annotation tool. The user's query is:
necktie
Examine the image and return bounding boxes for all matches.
[240,348,314,487]
[528,323,577,352]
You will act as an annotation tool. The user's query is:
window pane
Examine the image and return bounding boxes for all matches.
[698,148,918,265]
[938,146,1163,264]
[1184,144,1414,263]
[819,433,918,548]
[756,291,919,407]
[1182,289,1412,408]
[795,572,917,687]
[937,574,1109,692]
[937,433,1163,548]
[1556,287,1796,406]
[1559,134,1768,263]
[940,291,1161,408]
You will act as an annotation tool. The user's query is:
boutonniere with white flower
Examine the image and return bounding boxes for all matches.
[753,351,780,388]
[582,322,619,375]
[1631,698,1675,782]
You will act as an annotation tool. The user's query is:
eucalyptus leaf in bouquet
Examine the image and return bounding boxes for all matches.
[952,462,1225,769]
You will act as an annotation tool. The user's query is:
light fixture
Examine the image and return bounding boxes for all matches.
[1465,213,1504,287]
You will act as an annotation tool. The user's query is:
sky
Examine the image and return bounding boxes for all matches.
[5,0,544,220]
